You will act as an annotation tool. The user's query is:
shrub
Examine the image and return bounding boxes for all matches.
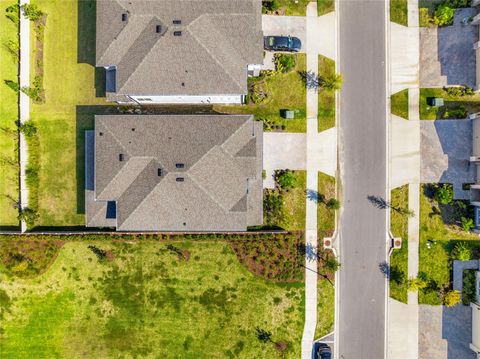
[443,86,475,97]
[443,290,461,307]
[451,242,472,261]
[4,79,19,93]
[274,170,296,190]
[5,4,19,24]
[326,198,340,210]
[274,53,296,73]
[442,105,467,119]
[324,256,340,273]
[17,207,39,228]
[21,4,44,21]
[19,121,37,137]
[446,0,471,8]
[249,81,269,104]
[434,184,453,205]
[319,73,342,91]
[463,270,476,305]
[407,277,427,292]
[263,190,284,225]
[262,0,280,12]
[461,217,474,232]
[434,4,455,26]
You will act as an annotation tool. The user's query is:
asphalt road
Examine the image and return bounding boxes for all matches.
[336,0,388,358]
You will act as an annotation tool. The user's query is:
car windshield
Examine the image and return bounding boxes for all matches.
[288,37,293,48]
[269,37,275,46]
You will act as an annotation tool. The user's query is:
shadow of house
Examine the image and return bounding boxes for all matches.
[420,120,475,199]
[437,8,478,88]
[442,305,476,359]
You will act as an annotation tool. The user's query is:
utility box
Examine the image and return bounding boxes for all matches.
[427,97,444,107]
[281,109,295,119]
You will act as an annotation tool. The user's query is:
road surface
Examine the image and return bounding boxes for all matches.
[336,0,388,358]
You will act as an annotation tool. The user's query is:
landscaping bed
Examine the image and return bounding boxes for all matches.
[318,55,336,132]
[420,87,480,120]
[0,236,305,357]
[214,54,307,133]
[419,183,479,305]
[0,1,20,226]
[389,185,409,303]
[262,0,310,16]
[317,172,336,239]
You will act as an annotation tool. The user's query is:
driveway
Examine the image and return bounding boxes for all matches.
[421,120,474,199]
[420,8,477,88]
[262,15,306,53]
[419,304,475,359]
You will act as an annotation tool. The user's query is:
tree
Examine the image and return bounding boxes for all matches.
[319,73,342,91]
[21,4,44,21]
[434,184,453,205]
[451,242,472,261]
[434,4,454,26]
[324,255,340,273]
[274,170,295,190]
[406,277,427,292]
[19,121,37,137]
[461,217,474,232]
[17,207,38,228]
[326,198,340,210]
[443,290,461,307]
[255,327,272,343]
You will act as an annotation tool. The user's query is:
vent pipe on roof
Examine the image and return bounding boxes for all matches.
[173,31,182,36]
[122,13,128,21]
[173,19,181,25]
[156,25,162,33]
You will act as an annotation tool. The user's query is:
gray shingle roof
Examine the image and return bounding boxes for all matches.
[96,0,263,98]
[87,115,263,231]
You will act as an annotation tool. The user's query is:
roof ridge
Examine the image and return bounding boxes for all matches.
[186,14,244,92]
[220,117,254,156]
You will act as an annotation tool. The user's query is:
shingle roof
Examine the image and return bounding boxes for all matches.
[96,0,263,98]
[88,115,263,231]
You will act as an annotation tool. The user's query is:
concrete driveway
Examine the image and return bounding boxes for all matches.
[420,8,477,88]
[419,304,475,359]
[421,120,474,199]
[262,15,306,53]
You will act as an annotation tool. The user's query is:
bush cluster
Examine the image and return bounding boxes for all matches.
[443,85,475,97]
[274,54,296,73]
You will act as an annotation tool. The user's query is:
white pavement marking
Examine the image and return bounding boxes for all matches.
[19,0,31,232]
[390,115,420,189]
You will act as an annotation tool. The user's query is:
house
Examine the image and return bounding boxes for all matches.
[85,114,263,231]
[95,0,263,105]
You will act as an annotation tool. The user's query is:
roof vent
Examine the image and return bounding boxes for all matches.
[176,177,184,182]
[156,25,162,33]
[181,82,185,87]
[131,128,135,131]
[99,132,103,136]
[119,154,124,161]
[173,31,182,36]
[173,19,181,25]
[122,13,128,21]
[157,168,162,177]
[176,163,185,168]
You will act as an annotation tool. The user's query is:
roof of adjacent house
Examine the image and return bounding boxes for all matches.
[96,0,263,98]
[87,115,263,231]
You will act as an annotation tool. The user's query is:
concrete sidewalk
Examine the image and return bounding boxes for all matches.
[19,0,31,232]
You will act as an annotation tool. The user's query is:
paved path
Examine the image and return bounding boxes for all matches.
[19,0,30,232]
[336,0,388,357]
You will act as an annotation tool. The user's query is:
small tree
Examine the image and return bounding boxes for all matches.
[326,198,340,210]
[19,121,37,137]
[21,4,44,21]
[461,217,474,232]
[434,184,453,205]
[443,290,461,307]
[451,242,472,261]
[17,207,38,228]
[319,73,342,91]
[274,170,296,190]
[274,53,296,73]
[434,4,454,26]
[324,255,340,273]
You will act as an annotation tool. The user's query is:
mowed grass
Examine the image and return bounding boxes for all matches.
[391,89,409,120]
[0,0,19,226]
[0,239,305,358]
[29,0,108,226]
[317,0,334,16]
[214,54,307,133]
[318,55,336,132]
[279,171,307,230]
[317,172,335,239]
[389,185,408,303]
[390,0,408,26]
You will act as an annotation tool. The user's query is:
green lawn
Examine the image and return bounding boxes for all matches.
[0,236,306,357]
[28,0,109,227]
[317,172,336,238]
[315,278,334,339]
[263,0,310,16]
[389,185,409,303]
[317,0,334,16]
[419,184,479,304]
[390,0,408,26]
[391,89,409,120]
[420,88,480,120]
[0,0,20,226]
[214,54,307,133]
[279,171,307,231]
[318,55,336,132]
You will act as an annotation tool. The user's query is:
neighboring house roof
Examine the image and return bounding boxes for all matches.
[96,0,263,99]
[87,115,263,231]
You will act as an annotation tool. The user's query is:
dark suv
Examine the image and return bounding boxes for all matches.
[316,343,332,359]
[264,36,302,52]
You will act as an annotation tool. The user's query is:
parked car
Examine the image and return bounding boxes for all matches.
[264,35,301,52]
[316,343,332,359]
